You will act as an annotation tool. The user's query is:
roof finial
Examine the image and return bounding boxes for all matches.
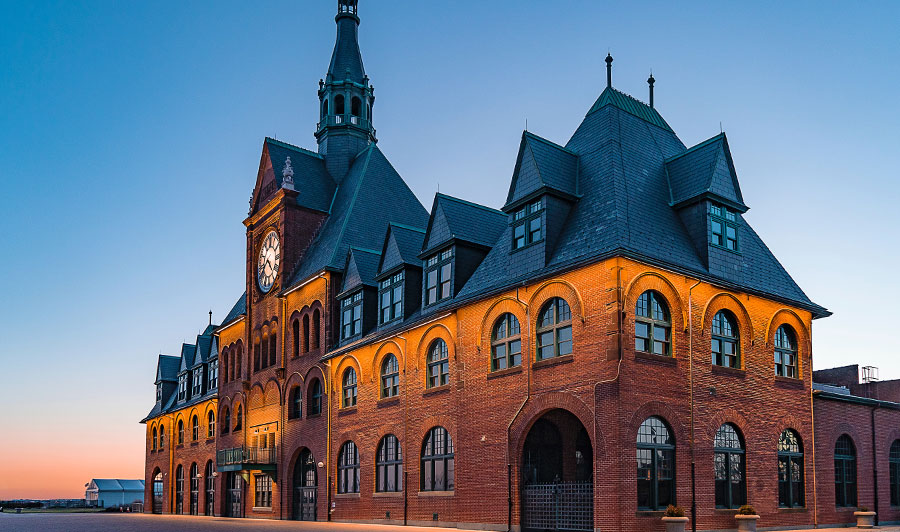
[605,53,613,88]
[647,71,655,108]
[282,156,295,189]
[209,310,212,326]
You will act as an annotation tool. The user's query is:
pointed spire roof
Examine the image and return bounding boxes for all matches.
[328,1,366,84]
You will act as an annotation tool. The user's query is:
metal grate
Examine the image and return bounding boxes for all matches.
[523,481,593,531]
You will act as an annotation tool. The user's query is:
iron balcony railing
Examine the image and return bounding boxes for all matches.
[316,114,372,131]
[217,446,277,467]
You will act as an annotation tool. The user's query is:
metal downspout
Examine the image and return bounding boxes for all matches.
[688,279,701,532]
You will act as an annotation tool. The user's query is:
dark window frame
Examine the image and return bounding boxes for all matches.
[288,386,302,419]
[714,424,746,509]
[778,429,805,508]
[175,464,184,514]
[341,292,363,340]
[536,298,573,361]
[189,462,199,515]
[512,199,544,250]
[208,359,218,390]
[207,411,215,439]
[635,291,672,357]
[254,474,272,508]
[308,379,323,417]
[376,434,403,493]
[381,354,400,398]
[426,339,449,388]
[424,248,454,306]
[711,310,740,368]
[491,313,522,371]
[191,415,199,442]
[636,416,675,510]
[379,271,405,324]
[421,426,455,492]
[834,435,858,508]
[710,203,739,251]
[890,440,900,507]
[774,325,798,378]
[342,367,358,408]
[338,441,360,494]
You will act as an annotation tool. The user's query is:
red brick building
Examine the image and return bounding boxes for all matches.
[141,2,900,530]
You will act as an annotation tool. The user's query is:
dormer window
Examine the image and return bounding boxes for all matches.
[379,271,404,324]
[425,248,453,305]
[192,369,203,396]
[710,204,738,251]
[341,292,363,340]
[208,359,218,390]
[178,374,187,401]
[512,199,543,250]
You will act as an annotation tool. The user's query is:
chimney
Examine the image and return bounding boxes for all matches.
[648,72,655,108]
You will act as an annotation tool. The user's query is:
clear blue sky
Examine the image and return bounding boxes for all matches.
[1,1,898,498]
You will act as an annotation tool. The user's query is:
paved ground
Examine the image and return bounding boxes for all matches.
[1,513,900,532]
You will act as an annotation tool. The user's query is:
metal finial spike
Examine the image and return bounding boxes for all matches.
[605,53,613,88]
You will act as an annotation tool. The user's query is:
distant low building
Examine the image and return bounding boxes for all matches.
[85,479,144,508]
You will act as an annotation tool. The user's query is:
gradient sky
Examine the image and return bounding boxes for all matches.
[2,1,898,499]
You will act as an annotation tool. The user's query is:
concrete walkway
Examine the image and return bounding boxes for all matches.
[1,513,899,532]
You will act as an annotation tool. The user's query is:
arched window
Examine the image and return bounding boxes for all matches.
[204,460,215,516]
[152,470,163,514]
[312,309,321,350]
[834,435,857,507]
[635,291,671,356]
[269,333,277,367]
[711,310,740,368]
[189,462,199,515]
[221,408,230,435]
[714,424,746,508]
[175,464,184,514]
[234,405,242,431]
[254,339,261,372]
[376,434,403,492]
[636,416,675,510]
[159,425,165,448]
[381,354,400,398]
[192,415,199,441]
[778,429,804,508]
[207,411,215,439]
[536,298,573,361]
[491,313,522,370]
[151,427,157,451]
[774,325,798,378]
[426,339,449,388]
[260,332,268,369]
[289,386,302,419]
[177,419,185,445]
[222,350,229,383]
[342,368,358,408]
[890,440,900,506]
[235,346,242,381]
[335,94,345,115]
[292,319,301,358]
[308,378,323,416]
[351,96,361,117]
[337,441,360,493]
[422,426,454,492]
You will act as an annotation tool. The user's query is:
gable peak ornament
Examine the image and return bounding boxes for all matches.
[282,156,295,189]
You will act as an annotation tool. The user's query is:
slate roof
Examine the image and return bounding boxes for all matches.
[328,13,366,83]
[287,145,429,288]
[264,138,335,213]
[505,132,579,208]
[340,247,382,294]
[666,133,747,211]
[458,90,827,317]
[155,355,180,384]
[422,194,507,254]
[377,223,426,276]
[178,343,197,372]
[221,293,246,327]
[193,334,213,366]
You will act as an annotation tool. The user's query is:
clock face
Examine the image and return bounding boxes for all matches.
[257,230,281,293]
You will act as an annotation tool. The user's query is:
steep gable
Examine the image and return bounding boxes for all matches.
[505,132,579,208]
[178,344,197,372]
[156,355,180,384]
[422,194,506,254]
[250,138,336,214]
[666,133,747,211]
[377,223,426,276]
[340,247,381,294]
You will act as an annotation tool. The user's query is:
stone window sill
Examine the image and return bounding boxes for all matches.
[532,354,574,370]
[251,506,273,512]
[487,366,523,380]
[417,490,454,497]
[635,351,677,366]
[777,507,808,513]
[373,491,403,498]
[335,493,360,499]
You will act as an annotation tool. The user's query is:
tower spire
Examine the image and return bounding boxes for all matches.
[316,0,376,181]
[605,53,613,88]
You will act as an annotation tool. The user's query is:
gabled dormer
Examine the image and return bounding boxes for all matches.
[154,355,180,406]
[177,343,196,403]
[191,333,213,397]
[665,133,748,283]
[420,194,506,309]
[337,247,381,344]
[375,223,426,326]
[502,131,580,277]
